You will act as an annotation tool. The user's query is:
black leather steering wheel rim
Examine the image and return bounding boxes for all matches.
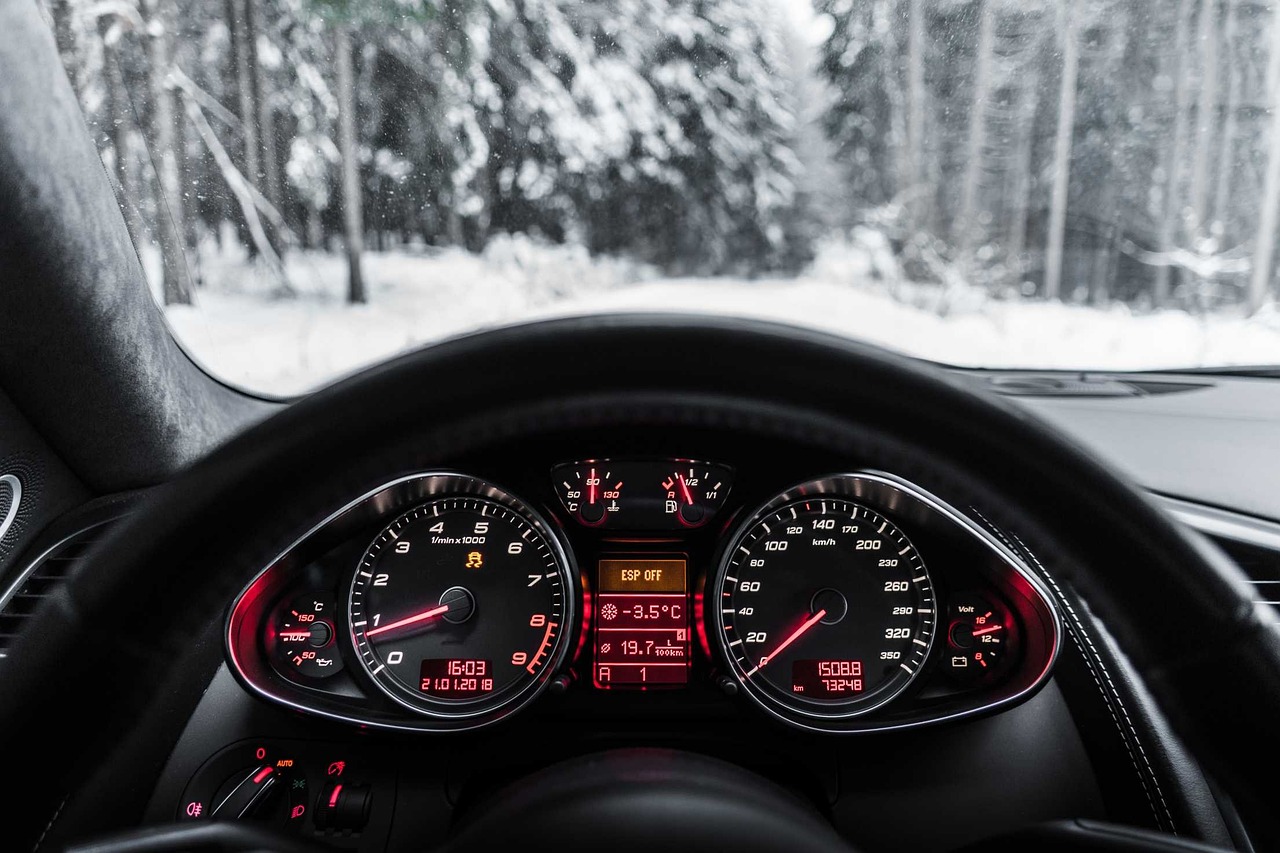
[0,315,1275,848]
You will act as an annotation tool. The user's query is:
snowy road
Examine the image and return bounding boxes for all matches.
[159,243,1280,395]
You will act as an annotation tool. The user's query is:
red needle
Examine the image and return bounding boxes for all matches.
[365,603,449,638]
[676,473,694,505]
[973,624,1004,637]
[749,609,828,675]
[589,467,597,505]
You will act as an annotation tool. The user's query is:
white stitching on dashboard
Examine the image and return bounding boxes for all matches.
[967,508,1173,832]
[1007,531,1176,834]
[31,795,66,853]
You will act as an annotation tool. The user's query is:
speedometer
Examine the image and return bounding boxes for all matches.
[348,482,575,722]
[713,478,936,726]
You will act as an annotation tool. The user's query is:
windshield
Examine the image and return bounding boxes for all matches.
[40,0,1280,393]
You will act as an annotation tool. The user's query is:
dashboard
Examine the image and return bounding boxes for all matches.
[0,348,1260,851]
[194,438,1061,846]
[228,463,1059,735]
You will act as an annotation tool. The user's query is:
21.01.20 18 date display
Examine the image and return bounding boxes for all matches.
[791,660,865,699]
[419,659,494,699]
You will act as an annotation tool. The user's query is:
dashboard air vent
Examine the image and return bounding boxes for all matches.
[1212,537,1280,614]
[1157,495,1280,616]
[0,518,119,658]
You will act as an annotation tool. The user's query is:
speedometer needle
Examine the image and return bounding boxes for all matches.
[365,603,450,638]
[748,608,827,676]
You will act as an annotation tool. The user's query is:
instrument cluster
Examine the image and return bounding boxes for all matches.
[227,458,1061,734]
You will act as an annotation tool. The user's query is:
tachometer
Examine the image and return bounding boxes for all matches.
[713,477,936,726]
[348,484,575,720]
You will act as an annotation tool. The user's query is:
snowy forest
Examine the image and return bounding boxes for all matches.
[33,0,1280,389]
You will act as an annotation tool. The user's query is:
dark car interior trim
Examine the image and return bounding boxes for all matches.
[0,2,1273,850]
[0,0,274,494]
[0,315,1271,852]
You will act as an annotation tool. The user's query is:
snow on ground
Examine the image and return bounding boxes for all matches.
[154,236,1280,395]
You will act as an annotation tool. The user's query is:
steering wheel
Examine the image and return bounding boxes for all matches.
[0,316,1274,851]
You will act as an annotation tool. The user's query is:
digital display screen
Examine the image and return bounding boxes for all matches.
[791,659,864,698]
[598,559,687,592]
[419,658,494,698]
[595,559,689,688]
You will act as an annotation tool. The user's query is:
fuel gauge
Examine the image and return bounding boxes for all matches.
[660,464,730,528]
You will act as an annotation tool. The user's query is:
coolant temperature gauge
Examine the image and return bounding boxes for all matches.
[555,463,625,525]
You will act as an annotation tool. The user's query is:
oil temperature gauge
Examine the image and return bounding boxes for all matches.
[270,595,344,680]
[552,459,733,530]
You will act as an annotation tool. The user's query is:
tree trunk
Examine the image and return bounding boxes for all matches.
[1212,0,1240,232]
[1153,0,1196,305]
[882,0,907,202]
[248,0,284,222]
[48,0,82,99]
[336,23,366,304]
[143,0,193,306]
[1005,47,1041,280]
[956,0,996,254]
[906,0,927,227]
[306,204,324,250]
[1090,175,1118,306]
[175,100,201,285]
[1043,0,1079,301]
[1188,0,1219,239]
[100,17,143,249]
[227,0,263,256]
[1247,4,1280,313]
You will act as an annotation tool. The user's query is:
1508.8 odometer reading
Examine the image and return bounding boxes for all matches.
[715,494,935,723]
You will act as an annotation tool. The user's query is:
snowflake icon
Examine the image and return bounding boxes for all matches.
[601,603,618,620]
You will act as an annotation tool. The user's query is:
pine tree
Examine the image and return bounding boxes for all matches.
[142,0,194,305]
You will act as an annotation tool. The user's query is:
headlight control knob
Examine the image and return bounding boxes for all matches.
[315,780,371,831]
[209,766,278,819]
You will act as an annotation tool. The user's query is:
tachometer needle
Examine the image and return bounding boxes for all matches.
[365,603,450,638]
[748,608,828,676]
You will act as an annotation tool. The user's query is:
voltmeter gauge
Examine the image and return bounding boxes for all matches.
[945,593,1018,682]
